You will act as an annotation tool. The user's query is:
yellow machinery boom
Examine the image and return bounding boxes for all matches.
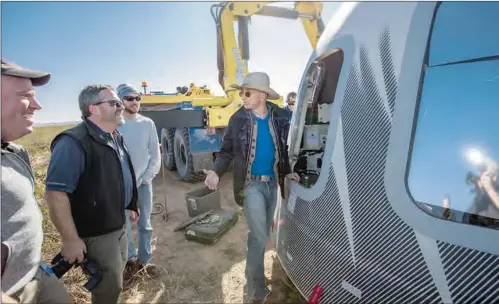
[213,2,324,103]
[141,1,324,128]
[138,2,325,183]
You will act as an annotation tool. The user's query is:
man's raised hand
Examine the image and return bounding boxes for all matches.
[203,169,220,190]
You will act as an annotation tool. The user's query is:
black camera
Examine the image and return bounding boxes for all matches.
[50,252,103,291]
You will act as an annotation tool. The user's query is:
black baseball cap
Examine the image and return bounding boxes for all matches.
[1,58,50,86]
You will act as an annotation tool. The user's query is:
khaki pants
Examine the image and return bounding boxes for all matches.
[14,266,69,303]
[83,228,128,304]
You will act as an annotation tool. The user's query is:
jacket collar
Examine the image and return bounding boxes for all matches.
[237,101,279,118]
[1,140,9,150]
[82,117,120,147]
[1,139,12,154]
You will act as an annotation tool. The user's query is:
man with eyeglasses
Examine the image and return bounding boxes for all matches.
[44,85,139,304]
[203,72,300,304]
[115,84,161,285]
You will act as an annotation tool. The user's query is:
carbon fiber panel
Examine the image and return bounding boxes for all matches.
[437,242,499,304]
[281,28,444,303]
[312,169,355,303]
[281,166,353,300]
[337,41,440,302]
[379,27,397,117]
[278,214,317,295]
[279,24,499,303]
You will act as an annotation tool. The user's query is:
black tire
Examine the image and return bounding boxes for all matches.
[161,128,176,171]
[173,128,205,183]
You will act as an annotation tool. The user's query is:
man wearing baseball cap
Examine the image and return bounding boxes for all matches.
[203,72,300,303]
[1,58,69,303]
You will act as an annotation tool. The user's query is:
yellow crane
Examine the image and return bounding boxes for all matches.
[139,2,325,182]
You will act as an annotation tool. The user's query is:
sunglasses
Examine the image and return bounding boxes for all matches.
[123,96,141,102]
[95,99,123,108]
[239,91,253,98]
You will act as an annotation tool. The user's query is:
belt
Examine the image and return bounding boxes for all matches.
[250,175,275,182]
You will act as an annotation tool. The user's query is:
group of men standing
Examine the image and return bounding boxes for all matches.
[1,59,161,304]
[1,58,298,304]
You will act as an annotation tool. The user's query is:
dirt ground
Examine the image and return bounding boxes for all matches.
[14,125,305,304]
[121,169,306,304]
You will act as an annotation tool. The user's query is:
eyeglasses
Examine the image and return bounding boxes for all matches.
[239,91,252,98]
[95,99,123,108]
[123,96,141,102]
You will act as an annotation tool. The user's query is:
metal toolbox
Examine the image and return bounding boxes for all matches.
[185,187,221,217]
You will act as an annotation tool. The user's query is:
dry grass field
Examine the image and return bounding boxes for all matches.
[13,124,305,304]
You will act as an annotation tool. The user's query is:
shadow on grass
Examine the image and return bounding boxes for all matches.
[265,252,306,304]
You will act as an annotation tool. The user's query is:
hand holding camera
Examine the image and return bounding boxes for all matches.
[50,252,102,291]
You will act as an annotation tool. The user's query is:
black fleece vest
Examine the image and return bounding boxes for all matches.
[50,120,138,238]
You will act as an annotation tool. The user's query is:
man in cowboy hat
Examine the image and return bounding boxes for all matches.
[203,72,300,303]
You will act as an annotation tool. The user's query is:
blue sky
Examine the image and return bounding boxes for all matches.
[1,1,340,123]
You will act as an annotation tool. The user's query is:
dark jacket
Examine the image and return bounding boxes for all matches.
[50,119,138,238]
[214,102,292,206]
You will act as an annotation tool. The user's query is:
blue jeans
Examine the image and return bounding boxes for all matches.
[243,180,278,301]
[125,182,153,264]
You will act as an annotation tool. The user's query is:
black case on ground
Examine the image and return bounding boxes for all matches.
[184,209,239,245]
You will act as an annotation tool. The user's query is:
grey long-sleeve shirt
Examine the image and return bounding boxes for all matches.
[117,114,161,185]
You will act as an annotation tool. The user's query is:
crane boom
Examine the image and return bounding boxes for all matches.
[211,1,324,107]
[138,2,325,184]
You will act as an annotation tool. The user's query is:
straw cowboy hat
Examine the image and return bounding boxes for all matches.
[230,72,280,100]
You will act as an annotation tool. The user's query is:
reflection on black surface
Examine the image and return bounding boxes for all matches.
[407,2,499,229]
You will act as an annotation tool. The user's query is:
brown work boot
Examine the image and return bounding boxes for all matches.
[123,260,139,290]
[123,260,137,281]
[137,262,162,279]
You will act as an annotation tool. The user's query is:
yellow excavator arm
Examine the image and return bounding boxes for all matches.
[211,1,324,107]
[140,2,324,128]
